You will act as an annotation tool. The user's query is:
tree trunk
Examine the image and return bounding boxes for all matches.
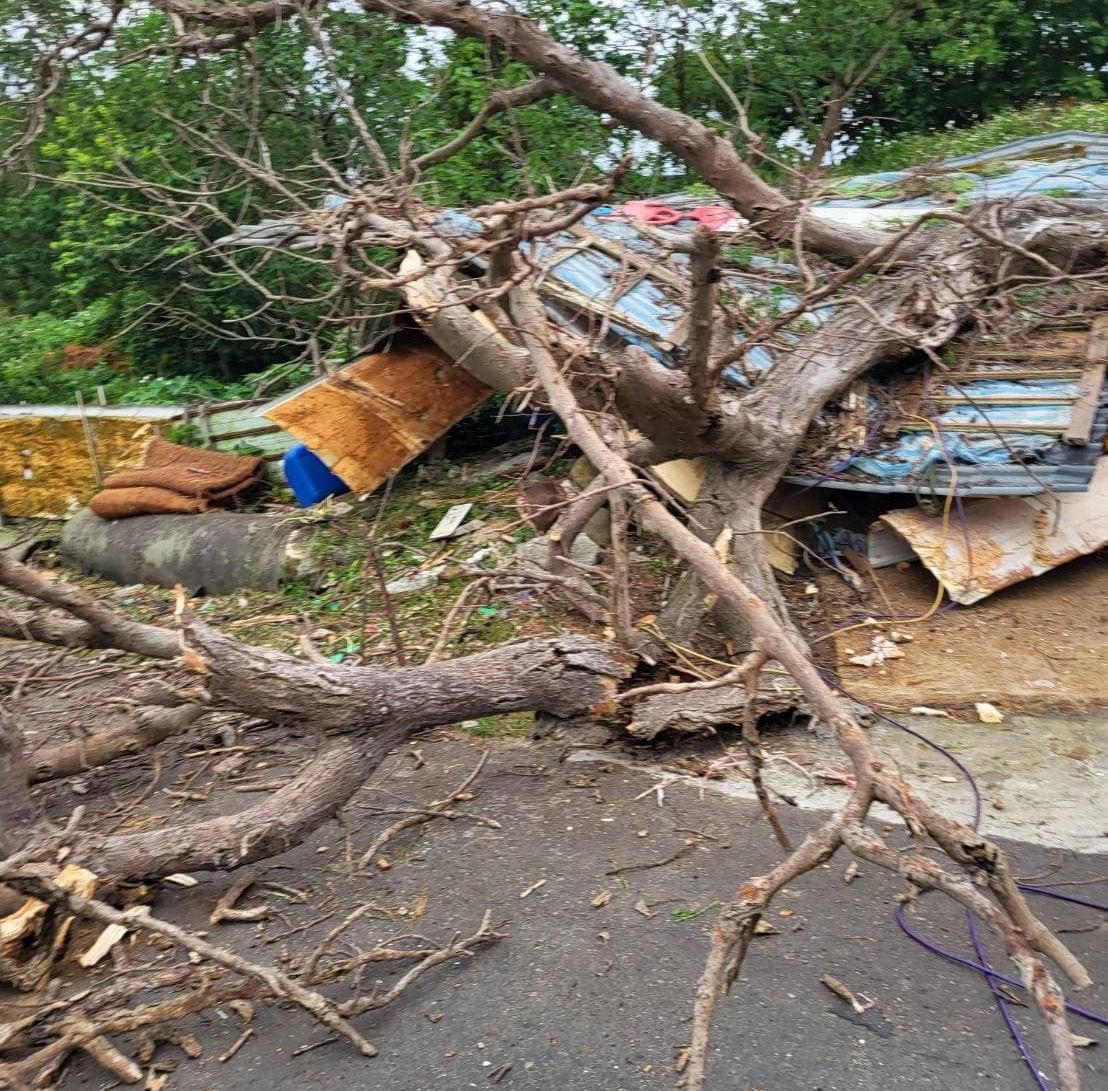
[186,623,630,732]
[61,509,310,595]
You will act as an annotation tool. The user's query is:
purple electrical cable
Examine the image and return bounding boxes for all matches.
[798,404,892,489]
[967,909,1050,1091]
[1018,884,1108,913]
[895,905,1108,1029]
[826,675,1107,1088]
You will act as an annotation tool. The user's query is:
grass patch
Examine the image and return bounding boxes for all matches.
[459,712,535,739]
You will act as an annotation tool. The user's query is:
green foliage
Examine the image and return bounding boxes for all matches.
[851,101,1108,172]
[461,712,535,739]
[0,297,311,404]
[0,0,1104,405]
[652,0,1106,173]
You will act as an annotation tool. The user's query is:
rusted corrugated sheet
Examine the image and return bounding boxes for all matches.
[261,337,491,494]
[873,458,1108,604]
[0,407,178,519]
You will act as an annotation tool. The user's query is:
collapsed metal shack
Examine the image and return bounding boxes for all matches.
[232,133,1108,603]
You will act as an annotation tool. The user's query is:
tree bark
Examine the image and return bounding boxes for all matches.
[184,622,630,732]
[28,703,204,784]
[77,736,387,881]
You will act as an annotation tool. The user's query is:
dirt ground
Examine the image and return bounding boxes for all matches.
[820,550,1108,715]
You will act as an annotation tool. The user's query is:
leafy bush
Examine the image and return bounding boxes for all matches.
[850,102,1108,173]
[0,301,311,405]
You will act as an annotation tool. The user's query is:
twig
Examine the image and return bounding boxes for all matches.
[218,1026,255,1062]
[8,876,378,1058]
[618,666,743,703]
[607,489,635,648]
[425,577,490,663]
[357,751,491,869]
[739,646,792,852]
[605,843,695,876]
[337,911,502,1016]
[364,540,407,667]
[209,871,268,925]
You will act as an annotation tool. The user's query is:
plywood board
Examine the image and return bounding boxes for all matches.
[651,458,706,503]
[262,339,491,494]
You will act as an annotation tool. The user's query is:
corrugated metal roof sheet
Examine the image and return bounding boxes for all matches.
[224,133,1108,500]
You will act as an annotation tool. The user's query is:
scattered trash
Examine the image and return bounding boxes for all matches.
[872,456,1108,605]
[284,443,350,507]
[163,873,199,888]
[820,974,873,1014]
[843,862,861,884]
[847,635,906,668]
[429,503,475,540]
[384,565,446,597]
[909,706,952,718]
[975,702,1005,724]
[88,437,264,520]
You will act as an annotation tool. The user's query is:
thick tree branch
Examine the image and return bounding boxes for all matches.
[355,0,890,263]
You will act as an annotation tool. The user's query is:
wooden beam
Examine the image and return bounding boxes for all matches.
[962,345,1083,363]
[1063,316,1108,446]
[895,421,1068,435]
[942,368,1083,382]
[930,394,1074,405]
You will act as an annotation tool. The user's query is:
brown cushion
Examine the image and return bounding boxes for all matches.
[89,487,208,520]
[102,437,264,498]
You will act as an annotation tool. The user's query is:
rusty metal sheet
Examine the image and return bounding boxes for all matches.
[262,337,491,494]
[872,458,1108,605]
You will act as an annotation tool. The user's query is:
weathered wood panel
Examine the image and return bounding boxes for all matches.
[262,338,491,494]
[0,407,177,519]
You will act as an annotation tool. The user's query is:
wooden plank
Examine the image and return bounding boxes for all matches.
[943,368,1083,381]
[962,345,1084,362]
[263,337,490,494]
[895,421,1068,435]
[1063,316,1108,446]
[931,394,1074,405]
[204,423,285,443]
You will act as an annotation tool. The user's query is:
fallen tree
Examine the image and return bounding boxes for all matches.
[3,3,1106,1089]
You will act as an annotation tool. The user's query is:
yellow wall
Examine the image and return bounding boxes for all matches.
[0,417,159,518]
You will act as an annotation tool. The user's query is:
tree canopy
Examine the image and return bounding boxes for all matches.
[0,0,1105,400]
